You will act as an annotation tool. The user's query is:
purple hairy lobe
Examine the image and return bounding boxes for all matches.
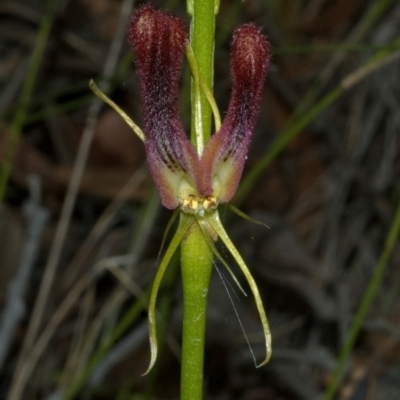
[128,6,201,209]
[201,24,271,203]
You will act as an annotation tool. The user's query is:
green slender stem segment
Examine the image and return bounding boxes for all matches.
[179,1,218,399]
[188,0,218,148]
[180,221,213,400]
[324,198,400,399]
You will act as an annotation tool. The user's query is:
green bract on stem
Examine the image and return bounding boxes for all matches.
[89,2,272,382]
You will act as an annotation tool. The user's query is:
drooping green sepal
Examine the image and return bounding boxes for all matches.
[143,213,195,375]
[206,210,272,367]
[197,216,247,296]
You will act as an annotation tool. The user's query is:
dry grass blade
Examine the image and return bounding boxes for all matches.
[0,178,48,369]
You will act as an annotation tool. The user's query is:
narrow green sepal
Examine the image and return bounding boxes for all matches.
[158,208,180,262]
[197,217,247,296]
[207,210,272,367]
[228,205,269,229]
[88,80,145,142]
[143,213,195,375]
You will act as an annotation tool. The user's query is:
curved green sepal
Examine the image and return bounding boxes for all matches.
[143,213,195,375]
[207,210,272,367]
[158,208,180,262]
[228,205,269,229]
[197,217,247,296]
[89,79,145,142]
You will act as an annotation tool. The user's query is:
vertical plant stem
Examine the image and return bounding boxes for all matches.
[181,223,213,400]
[188,0,217,147]
[180,0,217,399]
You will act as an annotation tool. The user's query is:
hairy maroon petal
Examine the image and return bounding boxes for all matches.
[202,24,271,203]
[128,5,201,209]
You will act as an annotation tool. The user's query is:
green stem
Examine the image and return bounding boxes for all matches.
[180,0,218,399]
[180,222,213,400]
[188,0,218,147]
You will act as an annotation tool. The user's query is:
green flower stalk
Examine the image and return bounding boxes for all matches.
[90,1,272,384]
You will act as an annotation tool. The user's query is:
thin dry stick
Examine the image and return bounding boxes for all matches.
[88,320,148,385]
[69,288,131,379]
[66,259,151,381]
[60,261,153,395]
[105,263,146,301]
[293,0,395,116]
[341,49,400,89]
[60,165,147,288]
[8,1,136,398]
[0,177,49,370]
[7,165,146,399]
[59,286,95,388]
[8,271,95,400]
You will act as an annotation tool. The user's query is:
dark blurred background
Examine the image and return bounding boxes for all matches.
[1,0,400,399]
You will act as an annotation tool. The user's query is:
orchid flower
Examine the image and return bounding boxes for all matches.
[89,5,272,374]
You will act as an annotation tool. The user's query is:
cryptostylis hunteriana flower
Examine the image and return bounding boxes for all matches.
[89,5,272,374]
